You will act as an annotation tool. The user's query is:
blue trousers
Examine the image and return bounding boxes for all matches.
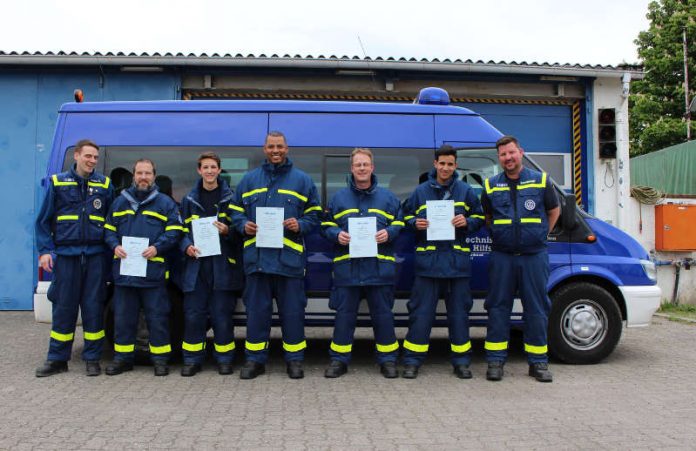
[243,273,306,364]
[403,276,473,367]
[183,268,237,365]
[484,251,551,364]
[47,254,107,362]
[329,285,398,365]
[113,285,171,364]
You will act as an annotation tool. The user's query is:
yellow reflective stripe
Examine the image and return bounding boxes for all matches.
[217,212,228,219]
[50,330,74,342]
[484,341,508,351]
[321,221,339,227]
[149,343,172,354]
[416,246,436,252]
[283,238,304,253]
[493,219,513,225]
[228,257,237,264]
[368,208,394,220]
[56,215,79,221]
[283,340,307,352]
[453,245,471,253]
[451,341,472,353]
[148,257,165,263]
[333,254,350,262]
[184,215,200,224]
[165,225,185,231]
[390,220,405,227]
[228,203,245,213]
[376,341,399,353]
[165,270,170,280]
[485,178,511,193]
[377,254,395,262]
[182,341,205,352]
[470,214,485,219]
[517,172,547,190]
[278,189,308,203]
[404,215,415,221]
[52,174,77,186]
[244,237,256,247]
[334,208,359,219]
[330,342,352,353]
[89,215,105,222]
[415,204,427,214]
[215,341,236,353]
[242,187,268,198]
[520,218,542,223]
[88,177,111,189]
[112,210,135,217]
[142,210,167,222]
[524,343,548,354]
[403,340,429,353]
[183,228,190,233]
[245,340,268,351]
[304,205,322,214]
[454,201,470,211]
[114,343,134,353]
[104,224,117,232]
[84,330,105,341]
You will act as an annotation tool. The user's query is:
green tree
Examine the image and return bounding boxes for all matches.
[630,0,696,156]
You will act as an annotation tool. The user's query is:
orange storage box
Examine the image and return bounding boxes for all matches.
[655,204,696,251]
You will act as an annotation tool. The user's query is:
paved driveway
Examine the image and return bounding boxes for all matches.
[2,312,695,450]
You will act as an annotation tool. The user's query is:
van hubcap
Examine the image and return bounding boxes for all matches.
[561,300,607,350]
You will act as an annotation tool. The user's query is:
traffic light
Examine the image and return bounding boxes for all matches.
[598,108,617,159]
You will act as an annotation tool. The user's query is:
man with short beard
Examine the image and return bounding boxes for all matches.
[103,159,183,376]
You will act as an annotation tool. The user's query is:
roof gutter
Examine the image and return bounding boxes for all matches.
[0,55,644,79]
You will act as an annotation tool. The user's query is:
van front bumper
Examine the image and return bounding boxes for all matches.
[620,285,662,327]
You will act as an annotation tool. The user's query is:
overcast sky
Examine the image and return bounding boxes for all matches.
[3,0,651,66]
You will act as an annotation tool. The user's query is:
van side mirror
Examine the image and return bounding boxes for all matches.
[561,193,577,230]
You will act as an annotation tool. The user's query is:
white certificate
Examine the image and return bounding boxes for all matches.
[120,236,149,277]
[256,207,284,248]
[348,216,378,258]
[192,216,221,257]
[426,200,455,241]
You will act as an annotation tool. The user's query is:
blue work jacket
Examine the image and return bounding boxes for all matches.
[104,186,183,287]
[483,167,550,254]
[322,175,403,287]
[228,158,321,278]
[403,169,484,278]
[179,178,243,292]
[35,165,114,257]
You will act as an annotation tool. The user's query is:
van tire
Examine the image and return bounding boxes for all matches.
[548,282,622,364]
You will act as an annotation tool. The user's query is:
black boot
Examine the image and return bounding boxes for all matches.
[529,362,553,382]
[154,363,169,376]
[217,363,234,375]
[180,363,201,377]
[380,361,398,379]
[324,360,347,378]
[287,360,304,379]
[85,361,101,377]
[35,360,68,378]
[239,361,265,379]
[453,364,472,379]
[105,360,134,376]
[486,361,504,381]
[402,365,419,379]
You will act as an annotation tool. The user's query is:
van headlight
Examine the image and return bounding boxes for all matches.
[640,259,657,282]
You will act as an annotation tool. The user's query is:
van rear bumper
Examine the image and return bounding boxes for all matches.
[621,285,661,327]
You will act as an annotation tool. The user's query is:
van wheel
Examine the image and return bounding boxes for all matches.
[549,282,622,364]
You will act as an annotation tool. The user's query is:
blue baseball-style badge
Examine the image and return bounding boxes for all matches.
[524,199,536,211]
[93,199,102,210]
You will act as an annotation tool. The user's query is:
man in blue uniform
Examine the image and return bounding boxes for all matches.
[228,131,321,379]
[179,152,243,376]
[321,148,404,379]
[481,136,560,382]
[401,145,484,379]
[35,139,114,377]
[103,158,183,376]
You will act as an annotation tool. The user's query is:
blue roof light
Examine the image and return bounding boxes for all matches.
[415,87,450,105]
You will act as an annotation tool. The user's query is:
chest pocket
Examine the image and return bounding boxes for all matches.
[57,185,81,204]
[141,210,168,233]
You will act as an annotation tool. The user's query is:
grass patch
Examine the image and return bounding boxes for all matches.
[658,303,696,321]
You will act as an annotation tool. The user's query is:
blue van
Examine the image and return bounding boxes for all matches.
[35,88,661,364]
